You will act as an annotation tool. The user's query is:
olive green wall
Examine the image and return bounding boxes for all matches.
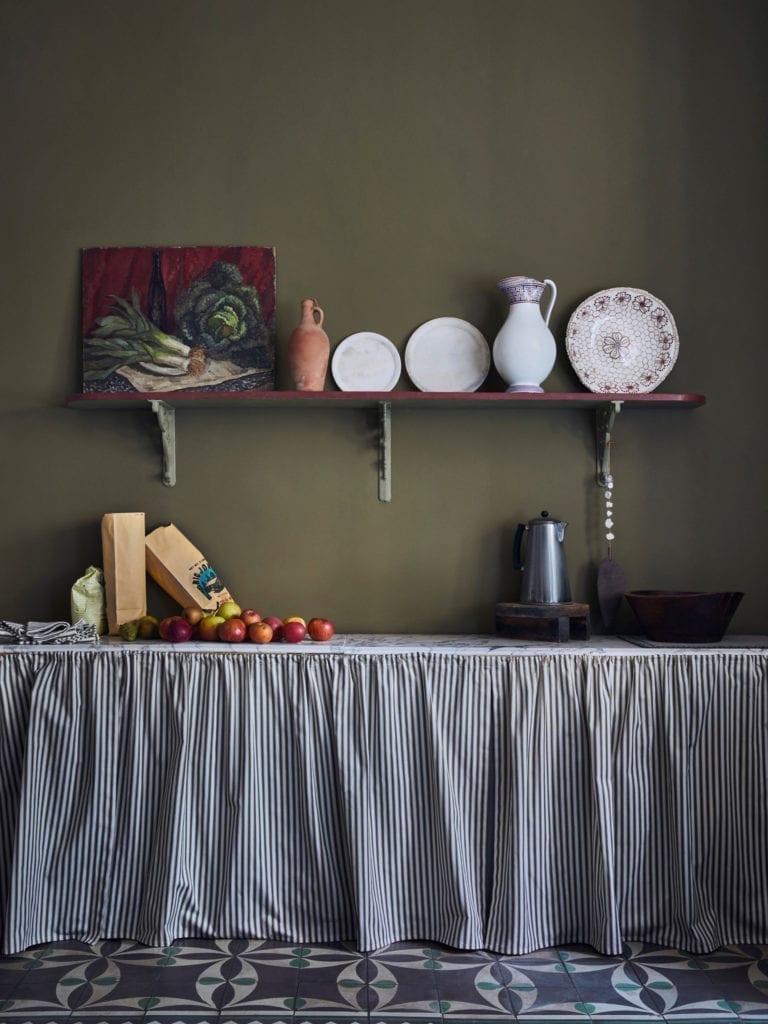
[2,0,767,633]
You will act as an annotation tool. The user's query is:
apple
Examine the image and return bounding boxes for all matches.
[261,616,283,640]
[240,609,262,626]
[159,616,193,643]
[247,620,273,644]
[308,617,335,642]
[198,614,226,641]
[182,606,205,626]
[281,620,307,643]
[284,616,306,627]
[218,600,242,621]
[158,616,175,640]
[218,617,247,643]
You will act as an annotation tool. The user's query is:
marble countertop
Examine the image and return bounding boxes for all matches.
[2,634,766,656]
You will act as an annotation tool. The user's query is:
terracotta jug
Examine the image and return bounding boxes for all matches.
[288,298,330,391]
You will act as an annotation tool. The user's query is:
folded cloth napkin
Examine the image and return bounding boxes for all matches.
[0,620,99,644]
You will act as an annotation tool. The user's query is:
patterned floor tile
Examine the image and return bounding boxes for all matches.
[0,940,766,1022]
[0,950,34,1003]
[494,948,605,1018]
[148,939,307,1014]
[381,946,497,1018]
[433,956,530,1016]
[367,944,444,1014]
[626,946,758,1020]
[550,948,663,1019]
[291,943,369,1015]
[219,1018,295,1024]
[0,939,162,1017]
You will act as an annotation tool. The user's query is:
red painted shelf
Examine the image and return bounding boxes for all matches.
[67,390,706,410]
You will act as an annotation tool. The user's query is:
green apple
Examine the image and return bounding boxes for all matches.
[217,600,242,621]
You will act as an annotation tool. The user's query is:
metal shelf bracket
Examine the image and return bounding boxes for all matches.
[596,400,623,487]
[378,401,392,502]
[65,390,702,494]
[149,400,176,487]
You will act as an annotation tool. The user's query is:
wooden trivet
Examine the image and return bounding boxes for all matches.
[495,602,591,643]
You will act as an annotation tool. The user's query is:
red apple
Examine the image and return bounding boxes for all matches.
[240,609,262,626]
[308,617,335,641]
[158,616,176,640]
[198,614,226,641]
[159,616,193,643]
[218,617,247,643]
[281,620,307,643]
[182,606,205,626]
[260,616,282,640]
[247,620,273,644]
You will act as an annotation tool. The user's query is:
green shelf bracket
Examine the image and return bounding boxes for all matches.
[66,390,702,495]
[149,399,176,487]
[378,401,392,502]
[596,400,623,487]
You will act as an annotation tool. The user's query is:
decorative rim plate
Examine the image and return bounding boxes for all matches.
[565,287,679,394]
[404,317,490,392]
[331,332,401,391]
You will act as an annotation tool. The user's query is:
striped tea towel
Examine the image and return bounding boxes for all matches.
[0,620,99,644]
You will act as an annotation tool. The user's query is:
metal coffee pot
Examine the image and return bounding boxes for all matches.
[513,511,572,604]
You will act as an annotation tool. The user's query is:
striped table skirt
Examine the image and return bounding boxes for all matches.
[0,640,766,955]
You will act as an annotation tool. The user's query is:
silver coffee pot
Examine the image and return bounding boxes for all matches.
[513,511,572,604]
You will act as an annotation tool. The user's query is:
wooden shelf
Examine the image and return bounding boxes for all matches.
[65,390,706,497]
[66,389,706,410]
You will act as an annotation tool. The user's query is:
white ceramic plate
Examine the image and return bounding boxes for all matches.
[565,287,679,393]
[404,317,490,392]
[331,332,401,391]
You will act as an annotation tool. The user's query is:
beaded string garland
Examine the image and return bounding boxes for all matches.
[604,472,615,556]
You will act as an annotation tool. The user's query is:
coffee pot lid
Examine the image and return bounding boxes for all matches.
[529,510,567,526]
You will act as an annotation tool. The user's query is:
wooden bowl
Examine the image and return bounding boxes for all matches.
[624,590,744,643]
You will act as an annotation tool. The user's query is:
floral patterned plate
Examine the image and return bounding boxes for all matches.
[565,287,679,393]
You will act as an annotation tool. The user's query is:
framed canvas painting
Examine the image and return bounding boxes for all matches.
[82,246,276,393]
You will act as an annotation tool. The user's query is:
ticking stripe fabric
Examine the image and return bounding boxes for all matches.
[0,646,766,956]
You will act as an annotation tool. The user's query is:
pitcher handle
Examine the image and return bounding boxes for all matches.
[541,279,557,326]
[513,523,527,571]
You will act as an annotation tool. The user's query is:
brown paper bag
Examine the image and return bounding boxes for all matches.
[101,513,147,635]
[145,523,234,612]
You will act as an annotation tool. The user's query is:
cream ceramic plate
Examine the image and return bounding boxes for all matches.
[331,332,401,391]
[566,288,679,393]
[405,317,490,392]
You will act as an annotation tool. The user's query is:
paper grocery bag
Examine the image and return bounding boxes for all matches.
[101,513,147,635]
[145,523,234,613]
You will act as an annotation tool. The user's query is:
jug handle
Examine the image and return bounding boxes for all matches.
[513,523,526,570]
[542,279,557,326]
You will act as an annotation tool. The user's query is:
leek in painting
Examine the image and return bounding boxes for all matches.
[84,289,192,379]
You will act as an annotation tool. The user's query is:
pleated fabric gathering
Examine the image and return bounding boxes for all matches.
[0,647,766,956]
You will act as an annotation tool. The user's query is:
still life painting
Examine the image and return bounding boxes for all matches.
[81,245,276,393]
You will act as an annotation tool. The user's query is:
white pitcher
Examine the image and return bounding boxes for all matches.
[493,277,557,392]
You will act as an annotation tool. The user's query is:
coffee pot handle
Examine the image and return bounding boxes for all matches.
[513,522,527,570]
[542,279,557,326]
